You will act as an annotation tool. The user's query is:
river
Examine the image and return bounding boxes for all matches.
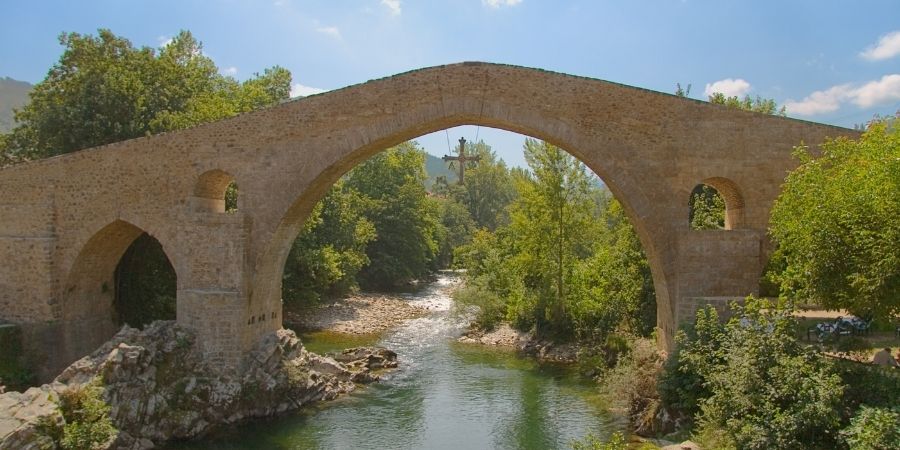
[167,273,621,449]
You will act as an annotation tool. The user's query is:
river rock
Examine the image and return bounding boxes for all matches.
[0,321,396,449]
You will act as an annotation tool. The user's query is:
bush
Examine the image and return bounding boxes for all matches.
[662,298,846,449]
[601,336,676,436]
[834,359,900,412]
[452,278,506,330]
[657,307,723,420]
[571,431,628,450]
[57,383,117,450]
[840,406,900,450]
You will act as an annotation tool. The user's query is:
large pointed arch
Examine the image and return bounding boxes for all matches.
[59,219,178,369]
[247,114,674,349]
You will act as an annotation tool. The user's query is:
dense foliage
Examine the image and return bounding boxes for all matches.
[282,180,376,304]
[282,142,474,305]
[1,29,290,162]
[768,119,900,320]
[453,139,656,340]
[688,184,726,230]
[660,299,900,449]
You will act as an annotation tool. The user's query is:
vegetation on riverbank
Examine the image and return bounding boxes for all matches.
[452,139,656,343]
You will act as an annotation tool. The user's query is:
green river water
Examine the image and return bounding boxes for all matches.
[167,274,622,449]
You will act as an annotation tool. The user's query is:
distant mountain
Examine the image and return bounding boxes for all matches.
[424,152,456,190]
[0,77,32,133]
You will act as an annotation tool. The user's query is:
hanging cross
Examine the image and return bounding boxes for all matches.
[442,137,481,185]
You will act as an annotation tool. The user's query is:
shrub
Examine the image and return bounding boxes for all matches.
[694,299,845,449]
[452,278,506,330]
[57,383,117,450]
[834,359,900,412]
[661,298,847,449]
[840,406,900,450]
[601,336,676,436]
[657,307,723,420]
[571,431,628,450]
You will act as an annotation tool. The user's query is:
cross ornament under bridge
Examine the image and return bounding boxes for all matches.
[442,137,481,185]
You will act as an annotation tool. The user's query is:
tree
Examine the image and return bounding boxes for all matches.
[570,198,656,339]
[768,118,900,320]
[505,139,601,335]
[346,142,442,289]
[282,181,376,306]
[459,141,517,230]
[1,29,290,161]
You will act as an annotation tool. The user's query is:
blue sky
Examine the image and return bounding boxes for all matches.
[2,0,899,168]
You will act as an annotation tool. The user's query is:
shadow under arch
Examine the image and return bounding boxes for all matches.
[249,115,674,349]
[58,219,179,372]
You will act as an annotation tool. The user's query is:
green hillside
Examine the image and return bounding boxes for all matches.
[424,152,456,189]
[0,77,32,133]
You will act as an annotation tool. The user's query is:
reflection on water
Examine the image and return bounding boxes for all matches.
[166,273,618,450]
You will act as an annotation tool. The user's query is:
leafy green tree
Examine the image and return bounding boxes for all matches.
[840,406,900,450]
[768,119,900,320]
[570,198,656,339]
[282,181,375,306]
[460,141,517,230]
[505,139,601,335]
[346,143,442,289]
[2,29,290,161]
[433,196,476,268]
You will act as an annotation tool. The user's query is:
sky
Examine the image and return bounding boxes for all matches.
[1,0,899,168]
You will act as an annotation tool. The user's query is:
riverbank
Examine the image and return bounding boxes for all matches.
[458,323,580,363]
[284,293,430,335]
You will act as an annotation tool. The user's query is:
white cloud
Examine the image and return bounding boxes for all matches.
[381,0,401,16]
[703,78,751,98]
[785,74,900,116]
[223,66,238,76]
[290,83,328,98]
[860,30,900,61]
[851,74,900,108]
[315,25,342,39]
[157,35,173,48]
[784,84,853,115]
[483,0,522,8]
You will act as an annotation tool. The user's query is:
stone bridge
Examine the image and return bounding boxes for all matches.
[0,62,855,380]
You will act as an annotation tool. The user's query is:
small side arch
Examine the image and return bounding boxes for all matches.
[689,177,745,230]
[192,169,239,213]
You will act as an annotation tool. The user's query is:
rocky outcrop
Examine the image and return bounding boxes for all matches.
[0,321,396,449]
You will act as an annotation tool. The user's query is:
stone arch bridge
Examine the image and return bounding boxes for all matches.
[0,63,855,379]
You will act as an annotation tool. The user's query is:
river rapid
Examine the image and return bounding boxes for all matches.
[167,273,621,449]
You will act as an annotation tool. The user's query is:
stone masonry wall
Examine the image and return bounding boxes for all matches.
[0,62,858,378]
